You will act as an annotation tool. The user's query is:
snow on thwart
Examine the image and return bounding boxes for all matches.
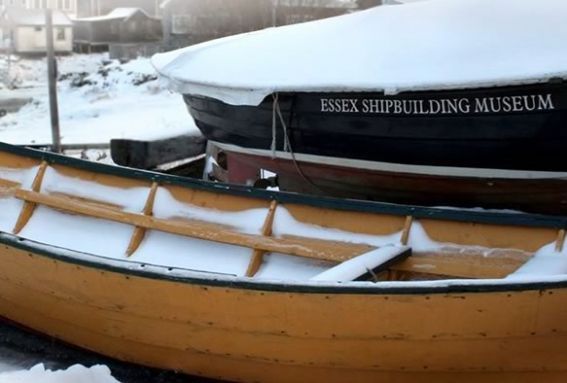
[0,364,120,383]
[153,0,567,105]
[311,246,410,282]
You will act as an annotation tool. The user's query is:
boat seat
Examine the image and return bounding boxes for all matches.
[310,245,412,282]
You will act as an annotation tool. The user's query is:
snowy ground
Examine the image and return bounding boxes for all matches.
[0,53,198,146]
[0,53,202,382]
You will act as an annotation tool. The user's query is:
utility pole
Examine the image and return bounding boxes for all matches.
[272,0,278,27]
[45,9,61,153]
[4,37,12,89]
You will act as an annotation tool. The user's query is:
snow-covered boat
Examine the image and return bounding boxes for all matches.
[1,142,567,382]
[153,0,567,214]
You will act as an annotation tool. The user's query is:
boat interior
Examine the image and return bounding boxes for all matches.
[0,145,566,286]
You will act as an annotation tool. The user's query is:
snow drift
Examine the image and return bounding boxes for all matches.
[0,364,120,383]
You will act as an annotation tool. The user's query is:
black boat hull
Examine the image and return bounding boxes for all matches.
[185,81,567,172]
[184,81,567,213]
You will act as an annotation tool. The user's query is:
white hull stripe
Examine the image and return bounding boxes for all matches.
[210,141,567,180]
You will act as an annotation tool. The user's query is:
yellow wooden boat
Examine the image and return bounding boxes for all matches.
[0,142,566,383]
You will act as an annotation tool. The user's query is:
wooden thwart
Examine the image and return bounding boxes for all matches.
[14,188,374,262]
[392,247,532,279]
[311,246,412,282]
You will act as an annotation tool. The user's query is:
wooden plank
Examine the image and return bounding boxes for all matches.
[12,161,48,234]
[246,200,277,277]
[391,247,532,279]
[14,189,374,262]
[126,182,159,257]
[110,133,206,170]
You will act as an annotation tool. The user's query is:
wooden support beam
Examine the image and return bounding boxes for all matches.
[555,229,566,253]
[14,189,373,262]
[400,215,413,245]
[126,182,158,257]
[12,162,48,234]
[246,200,277,277]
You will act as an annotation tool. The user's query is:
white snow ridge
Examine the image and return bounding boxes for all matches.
[0,364,121,383]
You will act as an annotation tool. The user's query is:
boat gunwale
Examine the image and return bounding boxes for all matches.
[1,142,566,230]
[3,231,567,296]
[184,78,567,106]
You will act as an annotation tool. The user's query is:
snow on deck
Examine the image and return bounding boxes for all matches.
[153,0,567,105]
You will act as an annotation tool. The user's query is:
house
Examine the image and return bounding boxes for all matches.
[76,0,160,18]
[276,0,358,25]
[161,0,270,50]
[73,7,162,58]
[161,0,366,50]
[1,0,78,18]
[0,6,73,53]
[0,0,27,11]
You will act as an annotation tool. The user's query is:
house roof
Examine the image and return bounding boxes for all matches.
[2,7,72,26]
[160,0,358,10]
[278,0,358,8]
[77,7,159,22]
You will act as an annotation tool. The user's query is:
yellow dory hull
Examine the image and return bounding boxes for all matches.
[0,237,566,383]
[0,142,566,382]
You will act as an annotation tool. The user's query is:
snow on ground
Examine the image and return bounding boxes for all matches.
[0,364,120,383]
[0,53,197,145]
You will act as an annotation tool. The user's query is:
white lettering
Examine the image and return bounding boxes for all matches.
[538,94,555,110]
[320,93,555,115]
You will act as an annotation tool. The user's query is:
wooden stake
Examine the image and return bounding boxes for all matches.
[246,200,277,277]
[13,161,48,234]
[400,215,413,246]
[555,229,566,253]
[126,182,158,257]
[45,9,61,154]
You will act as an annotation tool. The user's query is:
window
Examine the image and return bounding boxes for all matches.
[56,27,65,41]
[172,15,193,34]
[57,0,71,10]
